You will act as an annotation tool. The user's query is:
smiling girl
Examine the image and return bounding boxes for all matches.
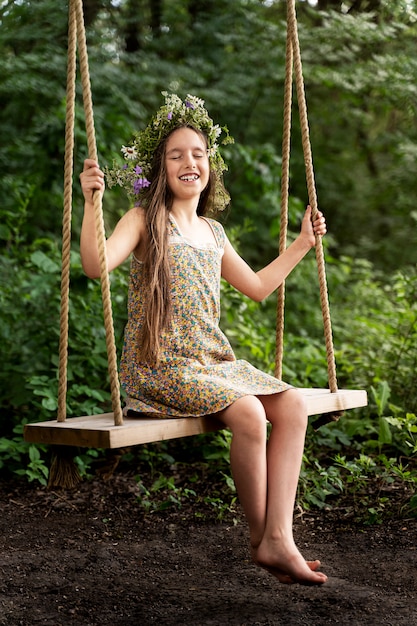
[80,93,327,585]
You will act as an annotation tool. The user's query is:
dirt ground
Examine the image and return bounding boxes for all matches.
[0,465,416,626]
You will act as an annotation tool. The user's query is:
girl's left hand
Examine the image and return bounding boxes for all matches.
[301,205,327,247]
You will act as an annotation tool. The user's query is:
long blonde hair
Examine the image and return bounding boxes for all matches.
[139,125,223,365]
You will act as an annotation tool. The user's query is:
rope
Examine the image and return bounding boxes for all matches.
[57,0,77,422]
[276,0,338,394]
[59,0,336,429]
[74,0,123,424]
[275,19,293,380]
[57,0,123,425]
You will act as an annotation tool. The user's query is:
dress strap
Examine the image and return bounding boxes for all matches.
[168,213,225,251]
[202,217,226,250]
[168,213,181,235]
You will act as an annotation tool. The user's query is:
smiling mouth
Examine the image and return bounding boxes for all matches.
[179,174,199,182]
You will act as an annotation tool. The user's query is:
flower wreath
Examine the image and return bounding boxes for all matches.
[105,92,234,211]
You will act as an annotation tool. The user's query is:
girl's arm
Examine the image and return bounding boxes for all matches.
[221,206,326,302]
[80,159,145,278]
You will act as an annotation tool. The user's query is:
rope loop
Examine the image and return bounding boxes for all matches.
[276,0,338,393]
[58,0,123,425]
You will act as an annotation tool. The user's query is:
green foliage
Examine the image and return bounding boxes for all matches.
[1,0,417,522]
[0,425,49,486]
[329,258,417,413]
[2,186,417,521]
[0,222,129,436]
[222,142,284,269]
[297,7,417,269]
[2,0,417,267]
[294,258,417,518]
[299,456,345,510]
[132,434,237,520]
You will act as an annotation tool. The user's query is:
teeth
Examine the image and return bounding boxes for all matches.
[180,175,199,181]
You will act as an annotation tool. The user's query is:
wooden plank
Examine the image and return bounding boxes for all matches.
[300,388,367,414]
[23,388,367,449]
[23,413,223,449]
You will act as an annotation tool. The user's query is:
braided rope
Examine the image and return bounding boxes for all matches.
[278,0,338,393]
[275,21,294,380]
[58,0,122,425]
[57,0,77,422]
[74,0,123,424]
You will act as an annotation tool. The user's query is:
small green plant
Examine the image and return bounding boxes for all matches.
[203,493,238,522]
[0,425,49,485]
[371,381,393,450]
[384,413,417,456]
[406,494,417,517]
[14,444,49,486]
[298,456,344,510]
[135,472,197,512]
[368,382,417,457]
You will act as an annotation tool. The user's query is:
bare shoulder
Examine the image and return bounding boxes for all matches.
[107,205,147,263]
[114,206,146,239]
[123,206,146,228]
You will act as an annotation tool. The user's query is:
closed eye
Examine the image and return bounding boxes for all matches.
[167,150,206,160]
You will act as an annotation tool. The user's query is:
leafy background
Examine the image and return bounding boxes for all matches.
[0,0,416,521]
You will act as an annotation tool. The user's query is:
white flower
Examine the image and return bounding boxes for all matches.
[121,145,138,160]
[186,94,205,108]
[213,124,222,139]
[207,144,219,158]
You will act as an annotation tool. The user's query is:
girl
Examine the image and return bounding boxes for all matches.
[80,93,328,585]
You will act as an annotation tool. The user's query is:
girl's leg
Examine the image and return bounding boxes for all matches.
[218,391,327,585]
[217,395,269,547]
[256,389,327,584]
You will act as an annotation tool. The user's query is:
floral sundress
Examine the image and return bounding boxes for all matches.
[120,215,290,417]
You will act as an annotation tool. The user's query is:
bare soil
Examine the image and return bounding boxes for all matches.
[0,460,416,626]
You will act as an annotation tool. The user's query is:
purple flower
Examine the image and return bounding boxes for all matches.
[134,165,143,174]
[133,177,151,194]
[185,100,195,110]
[122,164,128,170]
[167,112,173,120]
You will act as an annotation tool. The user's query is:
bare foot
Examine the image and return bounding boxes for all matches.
[252,541,327,586]
[261,560,323,585]
[251,546,323,585]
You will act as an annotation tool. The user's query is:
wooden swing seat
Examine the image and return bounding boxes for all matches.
[24,388,367,449]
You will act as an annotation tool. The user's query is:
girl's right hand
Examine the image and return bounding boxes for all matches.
[80,158,105,205]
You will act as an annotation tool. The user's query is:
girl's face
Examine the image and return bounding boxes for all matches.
[165,127,210,203]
